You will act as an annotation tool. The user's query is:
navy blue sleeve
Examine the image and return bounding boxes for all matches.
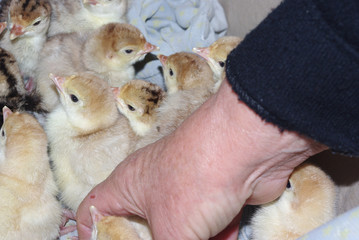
[226,0,359,156]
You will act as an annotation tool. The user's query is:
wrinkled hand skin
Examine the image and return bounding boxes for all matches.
[76,80,327,240]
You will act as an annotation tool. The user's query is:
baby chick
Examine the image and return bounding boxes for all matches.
[193,36,241,92]
[0,47,47,126]
[90,205,152,240]
[36,22,158,111]
[158,52,215,94]
[45,72,138,211]
[113,79,165,136]
[0,106,62,239]
[135,52,215,149]
[0,0,52,81]
[48,0,127,36]
[250,163,336,240]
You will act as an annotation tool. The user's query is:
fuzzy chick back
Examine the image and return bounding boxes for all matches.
[115,79,165,136]
[0,108,62,240]
[251,163,336,240]
[48,0,127,37]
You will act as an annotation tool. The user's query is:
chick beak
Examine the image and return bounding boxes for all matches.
[83,0,98,5]
[111,87,120,98]
[139,42,159,55]
[49,73,65,95]
[157,54,168,65]
[0,22,7,34]
[2,106,13,122]
[192,47,210,61]
[10,24,24,40]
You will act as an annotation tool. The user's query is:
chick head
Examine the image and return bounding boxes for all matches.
[49,72,119,134]
[274,163,335,231]
[114,79,164,122]
[8,0,51,40]
[158,52,214,94]
[93,23,158,70]
[193,36,241,80]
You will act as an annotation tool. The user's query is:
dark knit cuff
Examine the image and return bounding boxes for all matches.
[226,0,359,156]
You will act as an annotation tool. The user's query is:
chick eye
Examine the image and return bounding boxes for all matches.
[169,68,173,76]
[218,61,225,68]
[33,20,41,26]
[125,49,133,54]
[127,105,135,111]
[1,130,5,137]
[70,94,79,103]
[286,181,291,189]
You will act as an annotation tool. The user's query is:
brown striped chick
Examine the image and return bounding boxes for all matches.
[251,163,336,240]
[90,205,152,240]
[113,79,165,137]
[36,23,158,112]
[193,36,241,92]
[48,0,127,37]
[0,107,62,240]
[0,0,51,81]
[45,72,137,211]
[135,52,215,149]
[0,47,47,127]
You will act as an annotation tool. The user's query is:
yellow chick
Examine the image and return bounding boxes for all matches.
[135,52,215,149]
[158,52,215,94]
[36,22,158,111]
[113,79,165,136]
[48,0,127,36]
[250,163,336,240]
[0,106,62,239]
[90,205,152,240]
[193,36,241,92]
[0,0,52,81]
[45,72,138,211]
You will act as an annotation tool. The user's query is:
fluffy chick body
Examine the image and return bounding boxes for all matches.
[0,0,52,80]
[0,47,47,126]
[90,205,152,240]
[36,22,157,111]
[114,79,165,136]
[45,73,137,211]
[251,163,336,240]
[136,52,215,149]
[0,108,62,240]
[193,36,241,92]
[48,0,127,36]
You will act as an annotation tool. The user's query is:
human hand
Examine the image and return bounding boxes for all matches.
[76,80,326,240]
